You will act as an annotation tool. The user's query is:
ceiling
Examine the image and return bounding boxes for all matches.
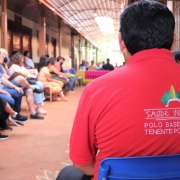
[45,0,126,50]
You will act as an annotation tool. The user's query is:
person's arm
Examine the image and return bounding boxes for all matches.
[51,66,69,82]
[73,162,94,176]
[0,89,11,97]
[1,77,24,94]
[70,87,97,175]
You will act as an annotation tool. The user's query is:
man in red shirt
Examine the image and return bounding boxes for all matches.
[56,0,179,180]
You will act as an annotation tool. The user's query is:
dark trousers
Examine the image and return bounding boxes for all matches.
[56,166,93,180]
[0,97,9,127]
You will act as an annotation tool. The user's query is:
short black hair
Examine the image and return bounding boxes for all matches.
[120,0,175,55]
[57,56,64,62]
[49,57,56,65]
[24,51,29,56]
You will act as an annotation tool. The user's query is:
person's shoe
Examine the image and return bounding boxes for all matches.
[67,90,76,94]
[33,88,43,94]
[0,124,12,132]
[36,107,47,115]
[0,133,9,140]
[8,117,23,127]
[30,113,44,120]
[11,114,28,123]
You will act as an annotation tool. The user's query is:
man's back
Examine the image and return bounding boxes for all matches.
[70,48,180,179]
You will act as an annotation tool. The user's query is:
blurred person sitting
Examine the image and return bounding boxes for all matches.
[88,60,96,70]
[102,58,114,71]
[56,56,76,93]
[79,60,88,71]
[0,49,44,119]
[95,62,101,70]
[0,97,28,140]
[38,55,68,101]
[24,51,35,69]
[53,56,69,91]
[8,52,46,115]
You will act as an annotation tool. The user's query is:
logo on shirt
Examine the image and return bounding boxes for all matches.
[144,85,180,135]
[161,85,180,107]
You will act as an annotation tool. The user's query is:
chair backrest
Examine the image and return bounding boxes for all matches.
[98,154,180,180]
[69,68,76,74]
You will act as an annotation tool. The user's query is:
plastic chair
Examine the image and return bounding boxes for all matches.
[44,86,52,102]
[69,68,76,74]
[98,154,180,180]
[63,70,67,73]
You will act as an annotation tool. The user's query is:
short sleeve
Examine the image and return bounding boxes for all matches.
[69,86,97,165]
[42,67,50,74]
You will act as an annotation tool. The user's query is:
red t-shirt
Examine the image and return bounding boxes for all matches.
[70,48,180,180]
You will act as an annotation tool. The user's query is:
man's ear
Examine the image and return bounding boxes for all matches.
[119,33,126,53]
[171,33,176,50]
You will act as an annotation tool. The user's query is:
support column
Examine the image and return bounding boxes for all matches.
[58,19,62,56]
[85,40,88,60]
[71,34,75,68]
[1,0,7,49]
[78,35,82,70]
[39,12,46,57]
[96,48,98,62]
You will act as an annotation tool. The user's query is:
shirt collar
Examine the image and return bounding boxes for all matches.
[126,48,174,65]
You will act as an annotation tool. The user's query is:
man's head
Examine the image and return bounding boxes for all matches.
[119,0,175,61]
[0,48,8,64]
[106,59,110,64]
[91,60,94,65]
[57,56,65,65]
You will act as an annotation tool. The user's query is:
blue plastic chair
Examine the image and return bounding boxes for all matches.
[98,154,180,180]
[69,68,76,74]
[63,70,67,73]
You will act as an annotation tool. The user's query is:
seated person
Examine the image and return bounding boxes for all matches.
[0,97,28,140]
[50,57,69,91]
[79,60,88,71]
[88,60,96,70]
[38,55,68,101]
[0,48,44,119]
[8,52,46,115]
[56,1,180,180]
[51,57,76,92]
[102,58,114,71]
[24,51,35,69]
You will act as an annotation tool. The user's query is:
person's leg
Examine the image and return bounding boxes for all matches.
[24,88,44,119]
[30,81,46,115]
[56,166,93,180]
[0,97,12,131]
[0,93,15,108]
[3,88,23,113]
[13,76,31,88]
[68,76,77,90]
[0,98,9,140]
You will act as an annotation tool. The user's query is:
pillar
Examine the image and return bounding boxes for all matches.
[39,11,46,57]
[1,0,7,49]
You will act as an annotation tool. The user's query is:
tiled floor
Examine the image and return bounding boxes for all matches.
[0,86,84,180]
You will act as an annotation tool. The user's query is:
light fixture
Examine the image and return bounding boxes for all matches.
[50,7,55,11]
[95,16,114,34]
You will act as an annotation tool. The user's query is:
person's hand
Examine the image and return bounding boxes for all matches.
[14,86,24,94]
[66,78,70,82]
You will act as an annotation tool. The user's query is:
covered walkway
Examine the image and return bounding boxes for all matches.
[0,86,84,180]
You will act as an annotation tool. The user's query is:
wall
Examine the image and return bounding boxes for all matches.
[6,9,72,69]
[173,1,180,51]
